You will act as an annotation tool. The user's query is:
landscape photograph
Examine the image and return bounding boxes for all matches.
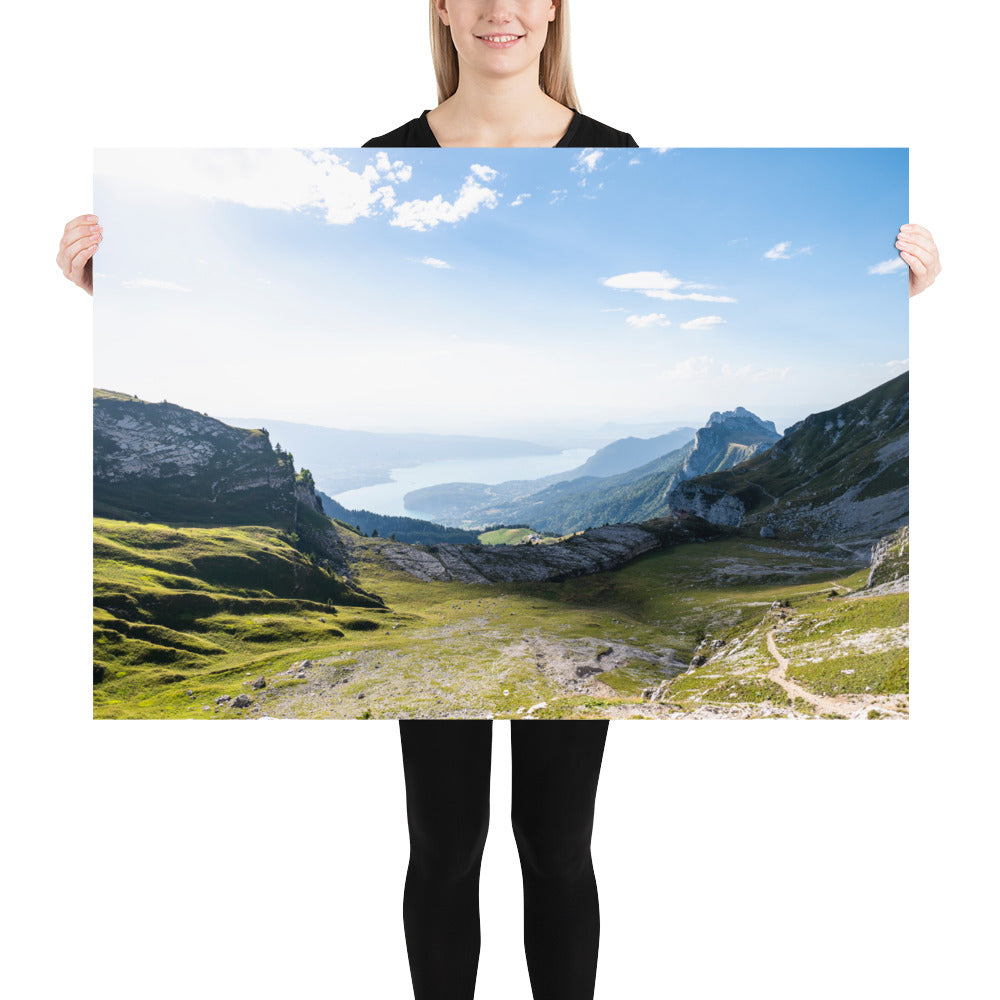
[93,147,909,720]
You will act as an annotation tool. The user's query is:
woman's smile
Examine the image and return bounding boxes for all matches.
[475,33,525,49]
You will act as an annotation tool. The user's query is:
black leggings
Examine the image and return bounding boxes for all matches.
[399,719,609,1000]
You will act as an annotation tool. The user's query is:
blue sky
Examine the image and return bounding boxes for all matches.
[94,147,907,439]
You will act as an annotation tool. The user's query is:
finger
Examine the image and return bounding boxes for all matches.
[62,236,99,278]
[60,222,102,251]
[899,250,927,280]
[63,214,99,233]
[60,232,101,272]
[897,243,933,268]
[900,223,934,242]
[68,242,97,281]
[896,232,935,255]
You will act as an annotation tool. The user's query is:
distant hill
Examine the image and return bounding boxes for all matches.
[668,371,908,542]
[566,427,696,478]
[318,492,482,546]
[221,415,559,494]
[402,426,696,524]
[409,408,780,533]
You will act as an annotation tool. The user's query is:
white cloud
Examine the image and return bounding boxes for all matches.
[645,290,737,303]
[652,147,671,154]
[664,355,715,379]
[93,148,414,226]
[604,270,683,292]
[626,313,671,328]
[374,152,413,183]
[681,316,725,331]
[603,270,737,304]
[416,257,452,270]
[868,257,907,275]
[864,358,909,373]
[658,356,790,384]
[720,363,791,381]
[510,192,531,207]
[628,157,640,166]
[470,163,498,182]
[549,189,568,205]
[121,278,191,292]
[763,241,812,260]
[391,172,499,232]
[573,149,604,174]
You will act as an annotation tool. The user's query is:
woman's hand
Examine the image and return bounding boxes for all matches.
[897,223,940,297]
[56,214,102,295]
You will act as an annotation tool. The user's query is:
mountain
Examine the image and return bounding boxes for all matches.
[679,407,780,478]
[566,427,697,478]
[220,416,558,494]
[402,427,697,524]
[410,408,780,534]
[94,390,298,526]
[667,372,908,542]
[318,492,482,546]
[93,389,351,575]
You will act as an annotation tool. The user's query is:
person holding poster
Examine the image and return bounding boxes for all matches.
[67,3,940,1000]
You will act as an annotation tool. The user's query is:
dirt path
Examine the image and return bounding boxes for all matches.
[765,629,849,715]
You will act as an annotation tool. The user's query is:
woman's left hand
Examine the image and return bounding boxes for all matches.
[897,224,941,297]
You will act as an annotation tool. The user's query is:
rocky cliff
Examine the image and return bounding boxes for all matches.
[865,525,909,591]
[681,407,780,478]
[93,389,351,575]
[667,372,909,543]
[358,517,727,585]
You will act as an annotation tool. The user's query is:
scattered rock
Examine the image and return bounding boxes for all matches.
[231,694,253,708]
[215,694,231,704]
[643,680,671,702]
[251,676,266,689]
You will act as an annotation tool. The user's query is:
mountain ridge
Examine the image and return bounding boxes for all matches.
[667,371,909,542]
[408,407,781,533]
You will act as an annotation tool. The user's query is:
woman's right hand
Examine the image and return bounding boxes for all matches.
[56,215,102,295]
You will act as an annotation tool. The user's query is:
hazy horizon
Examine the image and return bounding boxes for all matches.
[94,147,907,439]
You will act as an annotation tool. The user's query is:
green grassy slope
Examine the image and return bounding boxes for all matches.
[672,371,909,525]
[94,524,908,720]
[93,518,384,718]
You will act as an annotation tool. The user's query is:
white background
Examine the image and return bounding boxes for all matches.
[3,2,995,997]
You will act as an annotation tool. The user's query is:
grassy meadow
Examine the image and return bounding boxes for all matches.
[94,517,908,720]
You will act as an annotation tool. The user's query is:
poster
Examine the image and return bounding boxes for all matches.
[93,147,908,720]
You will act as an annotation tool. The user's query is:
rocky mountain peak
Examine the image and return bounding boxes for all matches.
[706,406,779,436]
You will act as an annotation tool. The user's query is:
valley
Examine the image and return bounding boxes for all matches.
[92,373,909,721]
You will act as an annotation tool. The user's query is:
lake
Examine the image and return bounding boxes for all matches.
[333,448,594,520]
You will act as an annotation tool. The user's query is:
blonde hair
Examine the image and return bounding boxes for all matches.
[429,1,580,110]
